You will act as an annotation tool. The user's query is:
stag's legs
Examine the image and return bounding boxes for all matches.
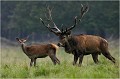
[73,52,79,65]
[78,54,84,66]
[102,51,116,63]
[92,53,99,64]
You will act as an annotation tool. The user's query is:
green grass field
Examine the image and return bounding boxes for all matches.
[0,39,119,78]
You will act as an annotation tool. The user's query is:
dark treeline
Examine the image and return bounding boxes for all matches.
[1,1,119,42]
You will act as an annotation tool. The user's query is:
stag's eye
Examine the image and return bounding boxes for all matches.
[63,35,65,38]
[60,36,65,40]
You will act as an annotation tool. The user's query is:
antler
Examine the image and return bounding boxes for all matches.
[63,3,89,33]
[40,4,89,36]
[40,6,61,36]
[63,16,77,33]
[79,3,89,22]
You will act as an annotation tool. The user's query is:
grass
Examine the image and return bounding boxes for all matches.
[0,40,119,78]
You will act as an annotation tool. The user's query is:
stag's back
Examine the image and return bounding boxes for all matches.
[74,35,108,52]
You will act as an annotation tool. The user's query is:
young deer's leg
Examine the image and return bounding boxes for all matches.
[48,52,57,65]
[78,54,84,67]
[92,53,99,64]
[49,55,56,65]
[30,59,34,67]
[33,58,37,66]
[53,52,60,64]
[54,56,60,64]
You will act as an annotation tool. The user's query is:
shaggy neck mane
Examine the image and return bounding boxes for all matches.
[68,36,77,49]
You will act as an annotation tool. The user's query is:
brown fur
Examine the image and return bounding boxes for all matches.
[25,44,53,57]
[74,35,106,53]
[58,34,115,66]
[16,38,60,66]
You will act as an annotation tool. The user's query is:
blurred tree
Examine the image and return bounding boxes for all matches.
[1,1,119,41]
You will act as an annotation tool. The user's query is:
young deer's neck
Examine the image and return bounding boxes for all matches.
[21,43,28,55]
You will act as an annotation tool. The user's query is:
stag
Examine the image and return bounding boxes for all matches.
[40,4,115,66]
[16,36,60,66]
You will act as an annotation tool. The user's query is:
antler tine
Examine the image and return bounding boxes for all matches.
[64,16,78,33]
[46,6,56,26]
[45,6,61,33]
[40,18,54,31]
[40,18,49,28]
[40,17,61,35]
[60,24,64,32]
[45,6,52,21]
[26,35,29,39]
[79,3,89,22]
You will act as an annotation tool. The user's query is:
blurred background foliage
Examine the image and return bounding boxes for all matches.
[1,1,119,42]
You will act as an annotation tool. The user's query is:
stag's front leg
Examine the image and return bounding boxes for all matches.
[92,53,99,64]
[73,52,79,65]
[78,54,84,67]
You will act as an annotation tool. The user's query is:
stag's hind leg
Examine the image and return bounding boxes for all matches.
[92,53,99,64]
[102,51,116,63]
[78,54,84,66]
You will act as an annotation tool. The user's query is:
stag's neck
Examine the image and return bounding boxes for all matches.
[68,36,77,48]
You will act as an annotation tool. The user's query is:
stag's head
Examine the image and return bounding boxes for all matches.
[40,4,89,52]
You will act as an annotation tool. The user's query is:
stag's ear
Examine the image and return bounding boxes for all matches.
[55,32,61,36]
[67,30,71,35]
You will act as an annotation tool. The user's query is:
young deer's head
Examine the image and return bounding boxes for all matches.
[16,36,29,44]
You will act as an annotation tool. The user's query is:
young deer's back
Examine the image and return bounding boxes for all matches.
[25,44,58,58]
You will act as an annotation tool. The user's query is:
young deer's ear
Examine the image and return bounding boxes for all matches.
[22,35,29,42]
[16,37,21,43]
[16,37,19,41]
[22,39,27,43]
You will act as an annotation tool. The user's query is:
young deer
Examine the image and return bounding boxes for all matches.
[16,37,60,66]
